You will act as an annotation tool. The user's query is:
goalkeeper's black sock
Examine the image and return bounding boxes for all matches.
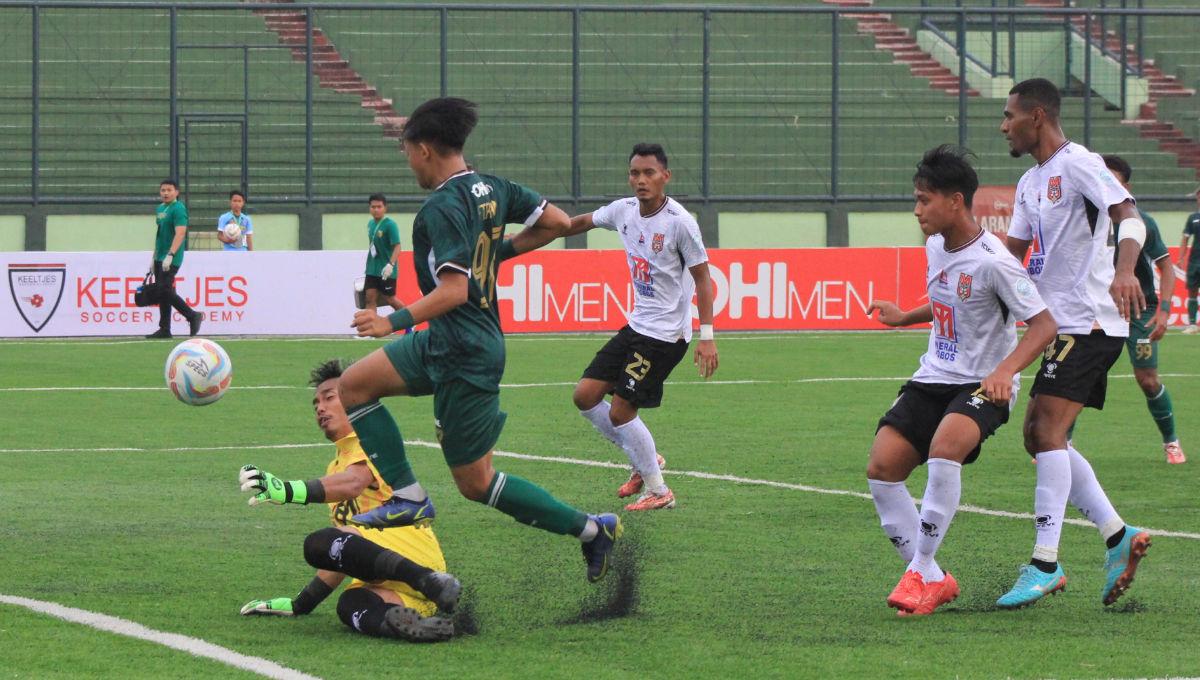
[335,587,397,637]
[291,576,335,615]
[304,527,434,587]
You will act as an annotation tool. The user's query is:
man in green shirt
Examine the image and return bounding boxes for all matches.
[362,193,407,319]
[1178,186,1200,333]
[146,179,201,339]
[1102,156,1185,463]
[338,97,621,584]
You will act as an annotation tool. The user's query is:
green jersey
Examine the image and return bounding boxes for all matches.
[365,216,401,277]
[1184,211,1200,265]
[155,200,188,266]
[410,170,545,389]
[1129,208,1169,306]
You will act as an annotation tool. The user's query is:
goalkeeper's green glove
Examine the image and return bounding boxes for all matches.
[239,464,310,506]
[239,597,295,616]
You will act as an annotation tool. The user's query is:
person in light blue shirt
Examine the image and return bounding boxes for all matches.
[217,189,254,251]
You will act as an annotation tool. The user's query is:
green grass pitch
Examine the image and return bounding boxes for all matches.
[1,332,1198,679]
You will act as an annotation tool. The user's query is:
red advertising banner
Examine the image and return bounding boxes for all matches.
[495,248,931,332]
[973,185,1016,237]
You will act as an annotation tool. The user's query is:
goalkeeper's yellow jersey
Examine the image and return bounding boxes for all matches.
[326,434,446,614]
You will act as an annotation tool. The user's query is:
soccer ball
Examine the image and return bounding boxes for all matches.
[222,222,243,241]
[165,338,232,406]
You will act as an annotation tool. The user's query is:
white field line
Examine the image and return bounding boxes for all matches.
[2,438,1197,541]
[0,594,320,680]
[5,372,1200,393]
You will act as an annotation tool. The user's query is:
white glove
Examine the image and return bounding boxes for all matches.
[161,253,173,269]
[239,598,295,616]
[381,262,395,279]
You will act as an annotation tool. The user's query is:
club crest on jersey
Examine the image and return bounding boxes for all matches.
[957,273,973,301]
[652,233,664,253]
[1047,176,1062,203]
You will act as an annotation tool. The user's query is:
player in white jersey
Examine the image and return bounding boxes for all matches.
[997,78,1152,609]
[565,143,719,511]
[867,146,1056,616]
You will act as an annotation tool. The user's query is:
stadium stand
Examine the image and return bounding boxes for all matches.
[0,0,1195,230]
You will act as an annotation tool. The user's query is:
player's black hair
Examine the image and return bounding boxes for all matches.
[368,193,387,205]
[308,359,346,388]
[401,97,478,153]
[1009,78,1061,120]
[629,143,669,169]
[1102,154,1133,184]
[913,144,979,208]
[160,179,179,189]
[229,189,246,200]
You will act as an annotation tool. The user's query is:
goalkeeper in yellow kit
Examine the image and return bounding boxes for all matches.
[237,359,461,642]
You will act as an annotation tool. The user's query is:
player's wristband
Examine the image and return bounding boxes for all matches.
[498,238,518,262]
[1160,300,1172,312]
[303,479,326,504]
[699,324,714,341]
[387,308,415,332]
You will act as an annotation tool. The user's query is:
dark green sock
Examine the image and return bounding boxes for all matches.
[345,400,416,488]
[484,471,589,536]
[1146,385,1177,443]
[1189,297,1198,325]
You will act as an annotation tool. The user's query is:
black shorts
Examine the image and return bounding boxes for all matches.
[363,274,396,296]
[581,325,689,408]
[1030,331,1125,409]
[876,381,1009,465]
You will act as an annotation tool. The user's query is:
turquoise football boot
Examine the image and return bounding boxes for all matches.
[996,563,1067,608]
[1102,527,1151,606]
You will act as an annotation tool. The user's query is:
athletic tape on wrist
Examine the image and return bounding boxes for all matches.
[699,324,714,341]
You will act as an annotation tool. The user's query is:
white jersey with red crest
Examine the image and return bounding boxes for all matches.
[912,230,1047,391]
[1007,141,1133,337]
[592,196,708,343]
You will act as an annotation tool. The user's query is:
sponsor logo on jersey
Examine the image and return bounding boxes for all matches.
[630,255,655,298]
[652,233,664,253]
[957,273,973,301]
[931,298,959,361]
[1047,176,1062,203]
[1027,223,1046,278]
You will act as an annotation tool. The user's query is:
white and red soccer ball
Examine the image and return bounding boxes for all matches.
[165,338,232,406]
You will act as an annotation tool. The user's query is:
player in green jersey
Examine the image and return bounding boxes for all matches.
[362,193,407,317]
[1102,155,1185,464]
[1177,186,1200,334]
[146,179,202,339]
[338,97,621,583]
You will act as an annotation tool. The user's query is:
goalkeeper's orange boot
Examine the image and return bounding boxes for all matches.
[617,453,666,498]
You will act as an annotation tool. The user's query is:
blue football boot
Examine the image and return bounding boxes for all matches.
[996,563,1067,608]
[580,513,623,583]
[1102,527,1151,606]
[350,495,436,529]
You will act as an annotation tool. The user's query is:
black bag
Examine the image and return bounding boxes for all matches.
[134,271,162,307]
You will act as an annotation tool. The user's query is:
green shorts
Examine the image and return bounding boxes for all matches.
[1125,307,1159,370]
[1188,262,1200,290]
[383,331,506,467]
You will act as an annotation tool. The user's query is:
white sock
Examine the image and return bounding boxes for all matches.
[392,482,426,502]
[868,478,919,563]
[1066,445,1124,541]
[907,458,961,582]
[580,401,621,448]
[578,518,598,542]
[615,417,667,494]
[1032,449,1071,563]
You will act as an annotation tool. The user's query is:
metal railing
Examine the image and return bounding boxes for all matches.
[0,1,1197,211]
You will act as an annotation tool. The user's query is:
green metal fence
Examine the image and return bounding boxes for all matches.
[0,1,1197,217]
